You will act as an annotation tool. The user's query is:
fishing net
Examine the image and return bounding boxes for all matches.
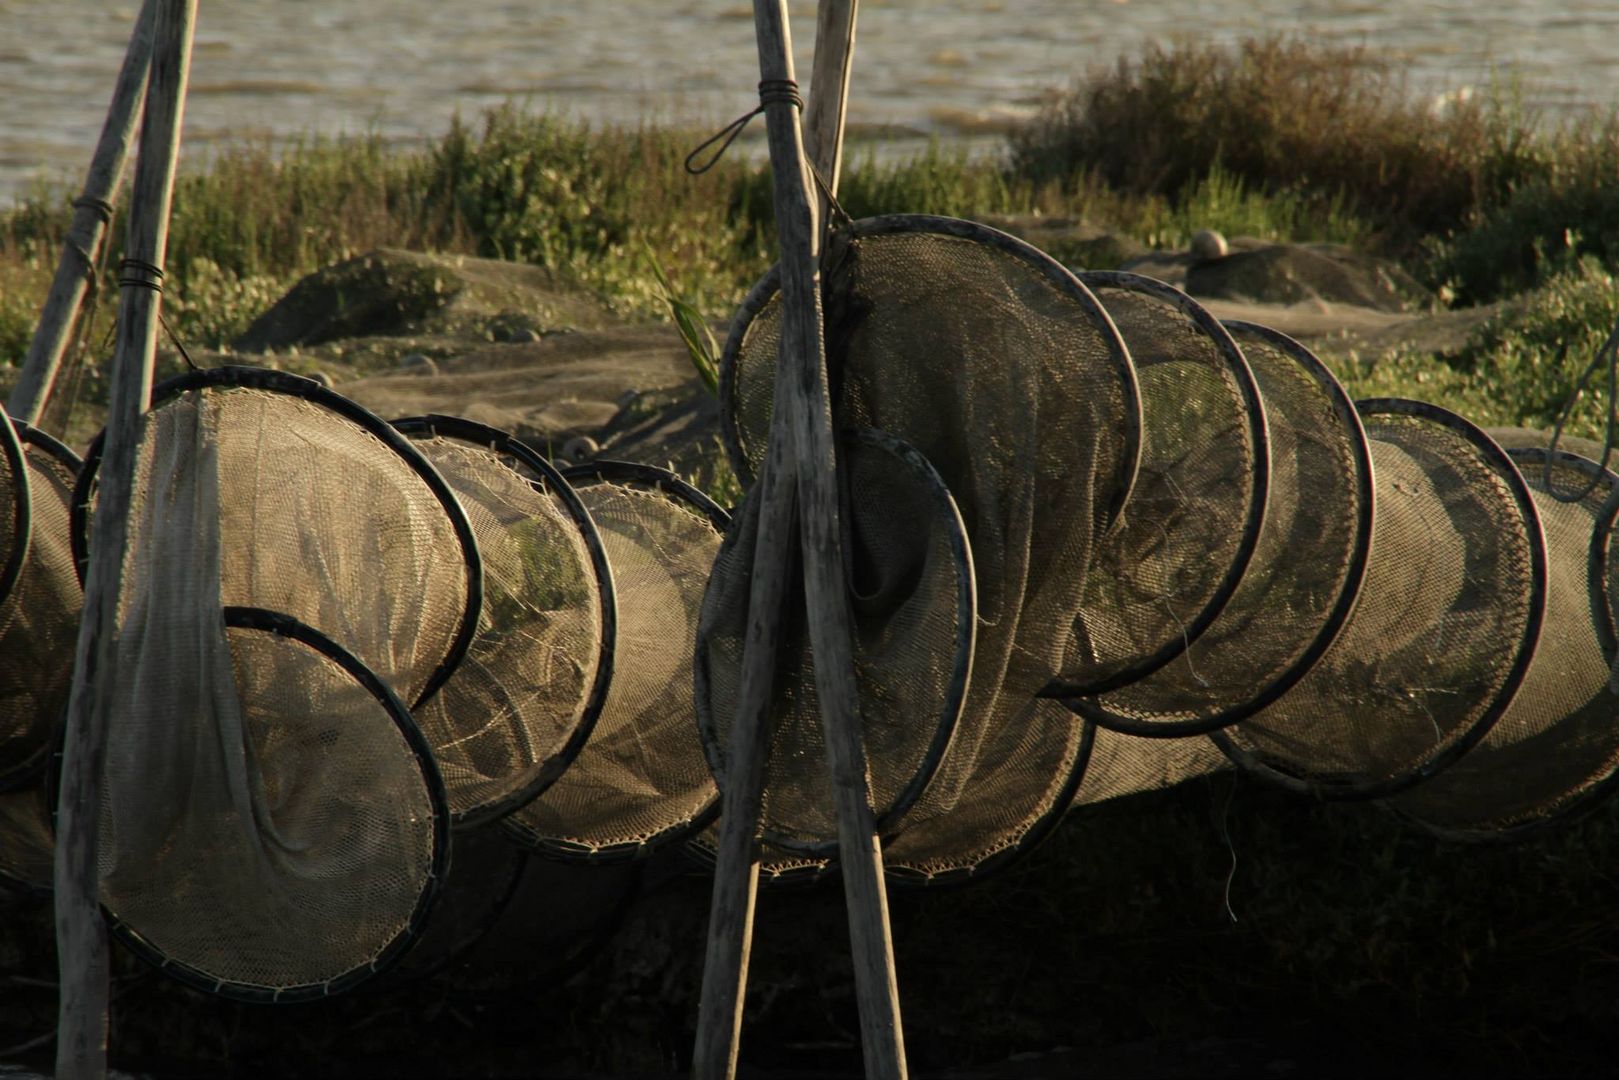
[0,781,53,896]
[720,214,1138,882]
[1071,320,1373,735]
[503,463,726,859]
[0,406,29,611]
[393,415,613,828]
[1057,272,1268,697]
[696,425,973,855]
[1386,447,1619,837]
[0,426,84,790]
[74,367,482,710]
[1213,399,1546,799]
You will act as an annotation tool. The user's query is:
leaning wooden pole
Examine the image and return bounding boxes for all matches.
[7,0,156,427]
[694,1,906,1077]
[53,1,197,1076]
[803,0,858,214]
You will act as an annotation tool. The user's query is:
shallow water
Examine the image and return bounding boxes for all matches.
[1,0,1615,204]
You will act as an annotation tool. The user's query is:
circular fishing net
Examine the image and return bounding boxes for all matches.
[696,425,973,855]
[1071,321,1372,735]
[1058,272,1268,697]
[720,215,1138,883]
[503,463,726,859]
[0,781,53,896]
[99,606,448,1002]
[394,415,614,828]
[1386,447,1619,837]
[0,426,83,790]
[74,367,482,710]
[0,406,29,611]
[1214,399,1546,799]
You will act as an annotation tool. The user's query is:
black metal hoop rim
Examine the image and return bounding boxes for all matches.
[501,458,731,862]
[1386,445,1619,843]
[883,714,1096,890]
[1065,320,1375,736]
[0,406,33,613]
[65,605,451,1004]
[1045,271,1270,704]
[67,366,484,712]
[1212,397,1550,802]
[692,425,977,857]
[717,213,1145,531]
[391,413,620,830]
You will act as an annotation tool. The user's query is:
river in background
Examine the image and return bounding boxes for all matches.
[2,0,1618,205]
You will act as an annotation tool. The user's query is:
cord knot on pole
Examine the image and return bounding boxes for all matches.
[117,257,164,293]
[684,79,803,175]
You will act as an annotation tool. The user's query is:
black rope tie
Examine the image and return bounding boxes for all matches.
[117,257,164,293]
[684,79,803,175]
[1544,312,1619,504]
[71,195,115,225]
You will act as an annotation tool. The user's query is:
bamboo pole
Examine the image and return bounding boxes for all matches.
[694,1,906,1076]
[53,2,197,1076]
[803,0,858,213]
[7,0,156,428]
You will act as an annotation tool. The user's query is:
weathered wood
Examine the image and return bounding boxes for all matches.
[7,0,156,427]
[803,0,858,212]
[54,2,197,1077]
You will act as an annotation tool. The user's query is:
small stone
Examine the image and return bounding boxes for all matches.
[309,370,334,389]
[507,327,541,343]
[1190,228,1229,262]
[397,353,438,377]
[560,435,599,463]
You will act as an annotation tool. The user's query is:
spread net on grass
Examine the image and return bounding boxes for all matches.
[74,368,482,711]
[503,462,726,859]
[395,416,612,828]
[1385,447,1619,837]
[697,425,974,855]
[0,426,83,790]
[1071,320,1373,736]
[1058,272,1268,697]
[1213,399,1546,799]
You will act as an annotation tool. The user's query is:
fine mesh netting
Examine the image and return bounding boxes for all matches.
[1386,447,1619,837]
[503,463,726,859]
[0,781,53,896]
[1214,399,1546,799]
[0,408,29,611]
[1072,320,1373,735]
[720,215,1138,881]
[91,385,449,1000]
[697,426,973,854]
[0,428,83,790]
[76,369,481,710]
[1060,272,1267,696]
[396,418,612,827]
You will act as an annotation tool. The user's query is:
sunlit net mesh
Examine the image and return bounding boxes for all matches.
[98,398,445,999]
[1074,321,1371,734]
[402,429,607,826]
[721,216,1138,880]
[0,432,83,789]
[0,410,27,611]
[1063,272,1266,694]
[80,377,478,709]
[697,426,973,854]
[504,466,724,858]
[1215,401,1544,798]
[1387,447,1619,835]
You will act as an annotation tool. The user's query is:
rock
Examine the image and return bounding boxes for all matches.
[233,248,619,353]
[560,435,600,463]
[397,353,438,376]
[1185,242,1428,313]
[1190,228,1229,262]
[309,370,334,389]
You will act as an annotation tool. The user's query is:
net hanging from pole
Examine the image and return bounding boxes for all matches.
[393,415,614,829]
[502,462,727,860]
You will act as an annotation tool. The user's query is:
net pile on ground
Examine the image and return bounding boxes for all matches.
[503,462,728,860]
[394,415,614,829]
[64,368,486,1000]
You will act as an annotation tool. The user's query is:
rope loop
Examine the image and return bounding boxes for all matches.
[684,79,803,175]
[71,195,115,224]
[117,257,164,293]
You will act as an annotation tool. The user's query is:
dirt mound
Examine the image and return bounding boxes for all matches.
[233,248,618,352]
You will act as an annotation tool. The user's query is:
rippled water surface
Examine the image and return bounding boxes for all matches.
[2,0,1616,203]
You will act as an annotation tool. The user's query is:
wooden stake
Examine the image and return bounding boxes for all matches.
[8,0,156,428]
[54,2,197,1077]
[803,0,859,213]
